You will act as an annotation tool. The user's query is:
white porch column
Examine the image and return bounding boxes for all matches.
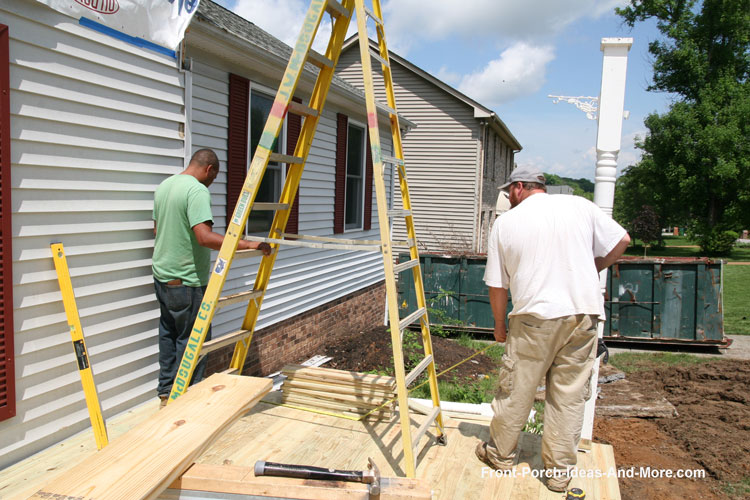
[581,38,632,442]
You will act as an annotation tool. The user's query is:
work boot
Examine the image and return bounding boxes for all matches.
[542,468,571,492]
[159,395,168,409]
[475,441,514,470]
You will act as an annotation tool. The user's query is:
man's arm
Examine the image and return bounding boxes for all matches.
[192,222,272,255]
[488,286,509,343]
[595,233,631,272]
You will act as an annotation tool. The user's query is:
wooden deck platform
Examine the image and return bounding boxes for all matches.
[1,392,621,499]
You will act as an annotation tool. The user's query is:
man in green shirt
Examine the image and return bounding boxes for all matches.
[153,148,270,406]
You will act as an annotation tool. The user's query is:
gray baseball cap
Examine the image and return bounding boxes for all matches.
[499,165,546,191]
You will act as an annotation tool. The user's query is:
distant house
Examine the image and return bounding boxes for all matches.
[336,37,522,254]
[0,0,402,468]
[547,185,575,195]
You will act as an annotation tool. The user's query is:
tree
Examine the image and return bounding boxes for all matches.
[615,0,750,251]
[631,205,663,254]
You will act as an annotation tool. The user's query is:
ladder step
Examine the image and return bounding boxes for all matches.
[217,289,263,309]
[369,48,389,68]
[399,307,426,332]
[374,99,397,117]
[412,406,442,456]
[364,6,383,25]
[387,209,412,218]
[201,329,252,356]
[382,155,404,166]
[308,50,333,69]
[288,100,319,118]
[393,258,419,274]
[253,202,289,211]
[405,355,433,387]
[325,0,350,18]
[269,153,304,164]
[235,248,275,259]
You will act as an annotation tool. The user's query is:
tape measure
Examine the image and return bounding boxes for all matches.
[566,488,585,500]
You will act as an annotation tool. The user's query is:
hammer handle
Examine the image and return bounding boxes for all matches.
[255,460,367,483]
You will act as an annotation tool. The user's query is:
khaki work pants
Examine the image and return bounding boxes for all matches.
[487,314,598,473]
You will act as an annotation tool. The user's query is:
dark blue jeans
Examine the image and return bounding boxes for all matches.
[154,279,211,397]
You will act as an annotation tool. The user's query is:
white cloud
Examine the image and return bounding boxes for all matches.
[381,0,628,48]
[457,43,555,106]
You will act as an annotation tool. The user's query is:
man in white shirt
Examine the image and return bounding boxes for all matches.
[477,165,630,492]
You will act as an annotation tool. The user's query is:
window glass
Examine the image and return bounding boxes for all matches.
[345,124,365,230]
[247,90,283,234]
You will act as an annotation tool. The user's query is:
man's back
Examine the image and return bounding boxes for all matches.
[486,193,625,319]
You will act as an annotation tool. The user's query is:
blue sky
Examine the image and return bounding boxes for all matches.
[212,0,674,181]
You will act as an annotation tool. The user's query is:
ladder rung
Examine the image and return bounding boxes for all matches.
[399,307,426,332]
[201,329,252,356]
[412,406,442,455]
[279,232,381,246]
[369,48,389,68]
[387,209,412,218]
[393,258,419,274]
[325,0,350,18]
[288,100,319,118]
[382,155,404,166]
[374,99,397,117]
[405,354,433,387]
[269,153,303,164]
[308,50,333,69]
[253,202,289,211]
[364,6,383,25]
[217,289,263,308]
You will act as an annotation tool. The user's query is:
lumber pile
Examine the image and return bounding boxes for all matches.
[281,364,397,420]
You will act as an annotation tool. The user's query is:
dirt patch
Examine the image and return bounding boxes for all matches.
[318,324,497,382]
[595,359,750,499]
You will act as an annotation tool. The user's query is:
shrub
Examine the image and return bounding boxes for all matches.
[698,229,738,256]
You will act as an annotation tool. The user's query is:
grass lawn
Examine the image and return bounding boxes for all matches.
[625,235,750,261]
[723,265,750,335]
[609,351,723,374]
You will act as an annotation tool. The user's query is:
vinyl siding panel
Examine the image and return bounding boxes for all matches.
[190,61,392,338]
[0,0,184,468]
[337,48,481,253]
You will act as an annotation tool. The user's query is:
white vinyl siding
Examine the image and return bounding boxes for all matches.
[1,0,184,468]
[190,62,391,339]
[337,49,480,253]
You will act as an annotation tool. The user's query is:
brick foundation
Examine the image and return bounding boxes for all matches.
[205,281,386,376]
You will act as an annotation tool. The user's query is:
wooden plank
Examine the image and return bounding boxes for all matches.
[283,386,394,406]
[168,463,432,500]
[280,393,394,418]
[283,377,395,397]
[27,374,272,500]
[282,365,397,389]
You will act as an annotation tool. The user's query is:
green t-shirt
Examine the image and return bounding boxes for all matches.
[152,174,214,287]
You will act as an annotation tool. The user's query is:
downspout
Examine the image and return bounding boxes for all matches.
[178,39,193,166]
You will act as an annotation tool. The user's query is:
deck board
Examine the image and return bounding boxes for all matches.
[1,390,620,500]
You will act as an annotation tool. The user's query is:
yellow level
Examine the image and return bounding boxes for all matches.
[51,242,108,450]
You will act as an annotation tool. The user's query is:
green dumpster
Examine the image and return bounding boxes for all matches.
[397,253,728,347]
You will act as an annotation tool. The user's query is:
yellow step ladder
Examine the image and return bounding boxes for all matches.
[168,0,445,477]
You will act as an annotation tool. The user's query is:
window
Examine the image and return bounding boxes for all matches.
[345,122,365,230]
[335,113,373,234]
[246,89,284,234]
[227,74,299,235]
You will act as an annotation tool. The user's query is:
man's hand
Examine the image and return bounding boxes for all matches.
[256,242,272,255]
[493,322,507,343]
[238,239,272,255]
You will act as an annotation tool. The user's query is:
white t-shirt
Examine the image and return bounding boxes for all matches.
[484,193,627,319]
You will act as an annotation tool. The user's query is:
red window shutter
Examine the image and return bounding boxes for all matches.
[285,98,302,234]
[363,133,373,231]
[334,113,348,234]
[0,24,16,422]
[226,74,249,224]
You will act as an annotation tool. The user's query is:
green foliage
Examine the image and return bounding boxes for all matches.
[722,476,750,499]
[426,288,464,338]
[695,228,738,255]
[614,0,750,236]
[544,173,594,200]
[455,335,505,361]
[522,401,545,435]
[409,375,497,404]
